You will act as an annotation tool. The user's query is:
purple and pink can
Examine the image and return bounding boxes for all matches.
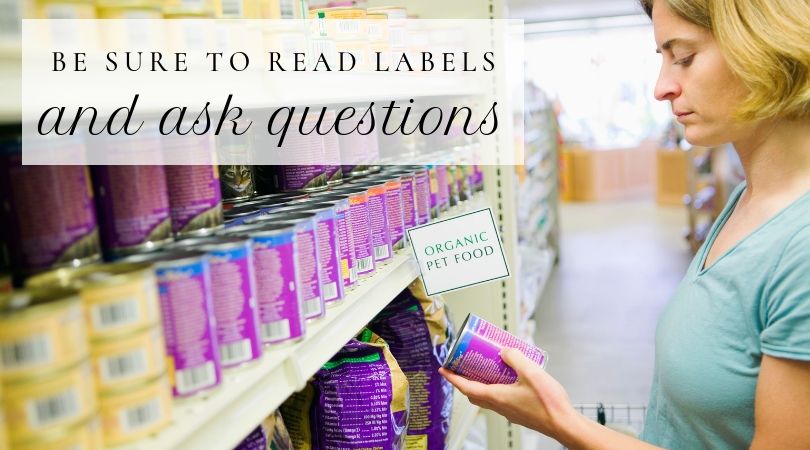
[368,175,405,251]
[220,224,305,345]
[91,165,173,258]
[123,250,223,397]
[435,165,451,213]
[249,212,325,321]
[164,165,225,237]
[264,203,345,305]
[309,195,357,290]
[444,314,548,385]
[351,181,393,265]
[0,138,101,274]
[169,236,263,368]
[390,169,417,232]
[334,187,375,279]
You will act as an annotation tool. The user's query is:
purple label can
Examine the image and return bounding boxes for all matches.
[91,165,173,258]
[412,167,430,225]
[337,188,375,278]
[394,170,417,231]
[123,250,222,397]
[165,165,225,237]
[169,236,263,368]
[323,110,344,186]
[264,204,345,305]
[473,164,484,192]
[443,314,548,385]
[352,182,392,265]
[309,195,357,290]
[426,166,439,220]
[0,138,101,273]
[436,165,450,212]
[367,175,405,251]
[220,224,304,345]
[251,212,325,321]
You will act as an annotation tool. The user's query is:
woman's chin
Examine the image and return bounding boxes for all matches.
[683,126,729,148]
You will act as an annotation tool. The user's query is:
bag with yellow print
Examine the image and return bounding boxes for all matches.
[281,328,410,450]
[368,278,455,450]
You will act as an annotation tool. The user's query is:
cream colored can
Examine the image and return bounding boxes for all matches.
[2,360,97,442]
[99,374,173,446]
[11,416,104,450]
[26,263,161,341]
[0,288,88,383]
[91,326,167,392]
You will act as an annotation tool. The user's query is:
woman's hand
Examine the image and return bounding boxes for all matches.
[439,347,581,439]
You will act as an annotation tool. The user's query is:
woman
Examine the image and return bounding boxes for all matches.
[440,0,810,448]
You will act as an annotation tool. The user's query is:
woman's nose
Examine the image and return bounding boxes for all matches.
[654,65,681,101]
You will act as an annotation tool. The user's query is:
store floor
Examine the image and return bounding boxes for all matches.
[527,199,692,450]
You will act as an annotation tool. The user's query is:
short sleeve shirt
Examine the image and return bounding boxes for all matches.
[641,182,810,449]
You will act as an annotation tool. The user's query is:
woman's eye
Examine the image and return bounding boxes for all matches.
[674,54,694,66]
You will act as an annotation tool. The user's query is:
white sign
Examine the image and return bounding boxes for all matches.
[407,208,510,295]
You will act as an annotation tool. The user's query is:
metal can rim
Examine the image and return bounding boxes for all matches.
[25,263,154,290]
[98,370,169,398]
[0,287,80,320]
[2,357,89,387]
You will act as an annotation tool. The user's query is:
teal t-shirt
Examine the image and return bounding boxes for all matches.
[641,182,810,449]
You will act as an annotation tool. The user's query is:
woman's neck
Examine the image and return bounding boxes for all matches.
[733,118,810,201]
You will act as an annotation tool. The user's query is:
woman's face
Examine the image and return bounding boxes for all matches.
[651,1,751,146]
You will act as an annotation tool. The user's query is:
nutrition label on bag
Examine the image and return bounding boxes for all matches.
[407,208,509,295]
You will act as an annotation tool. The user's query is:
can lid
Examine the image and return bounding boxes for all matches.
[442,313,474,368]
[10,414,98,448]
[4,358,88,386]
[169,236,248,252]
[119,249,206,266]
[252,192,309,202]
[25,263,153,290]
[0,286,80,319]
[99,370,169,397]
[220,223,296,237]
[162,6,214,17]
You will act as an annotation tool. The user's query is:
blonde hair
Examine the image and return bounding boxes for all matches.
[640,0,810,121]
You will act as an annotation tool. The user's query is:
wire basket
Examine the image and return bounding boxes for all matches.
[558,403,647,449]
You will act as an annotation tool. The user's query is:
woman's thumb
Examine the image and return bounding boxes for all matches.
[500,347,535,374]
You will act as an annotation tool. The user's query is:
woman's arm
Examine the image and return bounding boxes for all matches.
[439,348,665,450]
[750,355,810,450]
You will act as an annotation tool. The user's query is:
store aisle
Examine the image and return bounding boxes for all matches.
[528,199,692,449]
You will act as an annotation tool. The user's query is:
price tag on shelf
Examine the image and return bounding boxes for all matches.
[407,208,510,295]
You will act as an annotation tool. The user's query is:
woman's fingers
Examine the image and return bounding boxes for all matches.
[439,368,493,406]
[500,347,541,378]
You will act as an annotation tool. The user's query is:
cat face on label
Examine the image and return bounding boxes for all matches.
[220,165,254,199]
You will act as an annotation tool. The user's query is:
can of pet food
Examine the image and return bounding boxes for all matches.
[473,165,484,192]
[443,314,548,385]
[411,167,431,225]
[322,110,344,186]
[251,191,309,204]
[98,373,172,446]
[10,416,103,450]
[425,165,440,219]
[168,236,262,368]
[90,326,166,392]
[25,263,161,342]
[2,360,96,442]
[218,165,255,202]
[250,212,324,320]
[223,205,261,227]
[305,195,356,290]
[165,165,225,238]
[268,203,345,305]
[366,175,405,251]
[120,251,221,397]
[387,169,417,231]
[0,288,88,383]
[219,224,304,345]
[332,187,375,278]
[91,166,173,258]
[435,165,451,213]
[254,165,329,194]
[0,136,101,274]
[350,181,393,265]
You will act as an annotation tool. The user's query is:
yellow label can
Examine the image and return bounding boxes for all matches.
[2,360,97,442]
[26,263,161,341]
[11,416,104,450]
[99,374,173,446]
[91,326,167,392]
[0,288,88,383]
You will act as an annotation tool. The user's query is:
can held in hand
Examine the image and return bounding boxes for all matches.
[121,251,222,397]
[0,287,88,383]
[169,236,263,368]
[90,326,166,392]
[0,137,101,274]
[98,373,172,446]
[25,263,161,342]
[165,165,225,237]
[2,360,96,442]
[251,212,325,320]
[219,224,304,345]
[91,166,173,258]
[307,195,357,290]
[259,204,345,305]
[443,314,548,385]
